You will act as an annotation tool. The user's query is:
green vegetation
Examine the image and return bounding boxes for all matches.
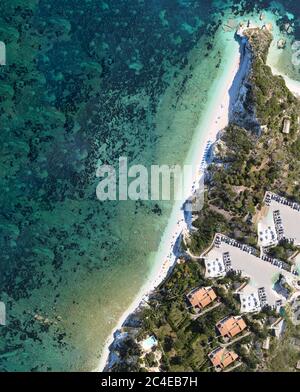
[267,241,298,265]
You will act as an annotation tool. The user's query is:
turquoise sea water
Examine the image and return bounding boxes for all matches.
[1,0,300,371]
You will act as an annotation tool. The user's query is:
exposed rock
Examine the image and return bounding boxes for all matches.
[229,33,261,133]
[277,38,286,49]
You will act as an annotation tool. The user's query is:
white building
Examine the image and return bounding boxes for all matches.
[282,118,291,134]
[140,336,157,353]
[201,234,299,313]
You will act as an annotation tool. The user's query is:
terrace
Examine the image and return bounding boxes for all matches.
[186,286,217,312]
[202,234,299,312]
[216,315,247,339]
[260,192,300,247]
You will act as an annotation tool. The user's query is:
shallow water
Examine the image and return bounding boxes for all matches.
[0,0,300,371]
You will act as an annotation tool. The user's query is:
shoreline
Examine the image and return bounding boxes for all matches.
[97,29,244,372]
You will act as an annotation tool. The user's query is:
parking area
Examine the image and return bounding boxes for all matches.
[202,234,298,310]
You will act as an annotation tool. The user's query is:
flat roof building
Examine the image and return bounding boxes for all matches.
[216,315,247,339]
[204,257,226,278]
[263,337,270,350]
[187,286,217,311]
[271,318,286,338]
[0,302,5,326]
[208,347,238,371]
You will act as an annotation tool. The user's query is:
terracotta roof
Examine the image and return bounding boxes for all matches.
[209,347,238,369]
[216,315,247,339]
[187,287,217,309]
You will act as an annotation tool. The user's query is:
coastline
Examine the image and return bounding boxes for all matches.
[97,29,244,372]
[98,10,300,372]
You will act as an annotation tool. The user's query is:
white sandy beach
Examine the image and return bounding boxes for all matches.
[97,27,244,371]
